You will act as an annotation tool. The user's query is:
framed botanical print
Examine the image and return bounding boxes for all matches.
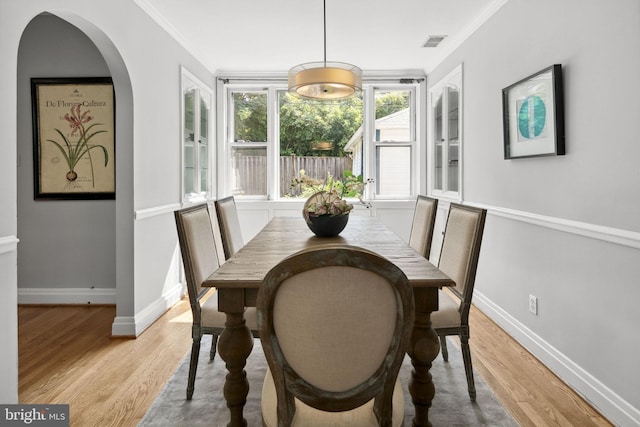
[31,77,115,200]
[502,64,565,159]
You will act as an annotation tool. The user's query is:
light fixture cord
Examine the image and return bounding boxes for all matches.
[323,0,327,67]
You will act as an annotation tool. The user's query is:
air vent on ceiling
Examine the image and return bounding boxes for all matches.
[422,35,447,48]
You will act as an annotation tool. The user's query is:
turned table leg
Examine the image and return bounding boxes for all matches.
[217,311,254,427]
[408,287,440,427]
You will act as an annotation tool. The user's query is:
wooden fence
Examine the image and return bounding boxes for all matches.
[232,155,353,197]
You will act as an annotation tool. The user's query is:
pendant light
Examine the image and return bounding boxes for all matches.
[288,0,362,100]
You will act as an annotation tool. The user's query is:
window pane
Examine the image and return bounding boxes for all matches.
[199,96,210,193]
[433,91,443,191]
[447,86,459,140]
[183,88,196,195]
[434,143,443,190]
[374,90,411,142]
[376,146,411,195]
[231,147,267,196]
[446,86,459,192]
[279,91,363,198]
[447,144,458,192]
[232,92,267,142]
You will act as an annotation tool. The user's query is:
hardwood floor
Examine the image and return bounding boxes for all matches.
[18,299,612,427]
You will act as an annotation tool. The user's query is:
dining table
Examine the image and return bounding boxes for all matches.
[203,215,455,427]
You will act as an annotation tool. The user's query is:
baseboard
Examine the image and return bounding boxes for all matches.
[473,291,640,427]
[18,287,116,305]
[111,283,184,337]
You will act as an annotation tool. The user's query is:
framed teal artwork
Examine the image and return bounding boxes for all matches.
[502,64,565,159]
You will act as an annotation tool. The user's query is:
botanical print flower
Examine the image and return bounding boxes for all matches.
[64,104,93,136]
[46,105,109,186]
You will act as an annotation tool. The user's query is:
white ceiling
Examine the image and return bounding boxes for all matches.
[138,0,507,75]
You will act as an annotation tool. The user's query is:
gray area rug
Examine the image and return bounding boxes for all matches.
[139,336,518,426]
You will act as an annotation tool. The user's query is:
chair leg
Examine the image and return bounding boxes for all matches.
[439,335,449,362]
[210,333,219,361]
[186,337,201,400]
[460,332,476,402]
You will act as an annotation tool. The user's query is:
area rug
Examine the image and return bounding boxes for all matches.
[139,336,518,426]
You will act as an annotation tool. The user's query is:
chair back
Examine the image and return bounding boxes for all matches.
[206,201,227,267]
[215,196,244,259]
[174,204,221,325]
[258,245,414,425]
[408,195,438,258]
[437,203,486,322]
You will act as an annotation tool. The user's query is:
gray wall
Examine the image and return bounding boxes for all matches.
[17,14,116,298]
[427,0,640,425]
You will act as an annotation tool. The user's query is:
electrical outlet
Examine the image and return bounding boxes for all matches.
[529,294,538,315]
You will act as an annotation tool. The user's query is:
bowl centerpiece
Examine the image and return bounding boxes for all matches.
[292,170,372,237]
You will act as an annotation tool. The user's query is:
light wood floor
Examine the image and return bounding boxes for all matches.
[18,299,613,427]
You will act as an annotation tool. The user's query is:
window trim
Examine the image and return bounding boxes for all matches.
[367,85,422,200]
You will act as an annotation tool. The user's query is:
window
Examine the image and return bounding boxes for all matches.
[372,88,415,198]
[181,68,213,201]
[429,65,462,199]
[228,91,268,196]
[219,77,424,201]
[278,91,363,198]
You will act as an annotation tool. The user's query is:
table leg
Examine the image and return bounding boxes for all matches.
[217,311,254,427]
[408,288,440,427]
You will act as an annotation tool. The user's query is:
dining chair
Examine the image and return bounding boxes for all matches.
[431,203,486,401]
[206,201,227,267]
[215,196,244,259]
[174,203,259,400]
[408,195,439,259]
[258,245,414,427]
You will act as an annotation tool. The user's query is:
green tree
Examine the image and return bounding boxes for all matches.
[233,90,409,156]
[279,93,363,156]
[375,91,410,119]
[233,92,267,142]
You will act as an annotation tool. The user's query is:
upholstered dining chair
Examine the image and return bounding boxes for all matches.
[215,196,244,259]
[258,245,414,427]
[174,204,259,400]
[431,203,486,401]
[408,195,439,259]
[206,201,227,267]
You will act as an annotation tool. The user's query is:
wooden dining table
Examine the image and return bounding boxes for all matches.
[203,215,454,427]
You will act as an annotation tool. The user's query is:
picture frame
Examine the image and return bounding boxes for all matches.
[31,77,115,200]
[502,64,565,159]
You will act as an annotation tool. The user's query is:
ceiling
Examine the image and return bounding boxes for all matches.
[138,0,507,75]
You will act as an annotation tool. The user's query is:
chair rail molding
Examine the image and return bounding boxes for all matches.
[463,202,640,250]
[135,202,182,221]
[0,235,19,255]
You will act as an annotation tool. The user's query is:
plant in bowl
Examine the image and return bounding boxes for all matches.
[291,170,372,237]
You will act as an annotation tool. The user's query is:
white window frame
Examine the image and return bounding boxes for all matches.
[223,86,272,200]
[366,84,423,200]
[217,75,426,201]
[181,67,214,203]
[428,64,463,200]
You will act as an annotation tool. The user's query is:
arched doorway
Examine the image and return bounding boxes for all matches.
[16,12,134,333]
